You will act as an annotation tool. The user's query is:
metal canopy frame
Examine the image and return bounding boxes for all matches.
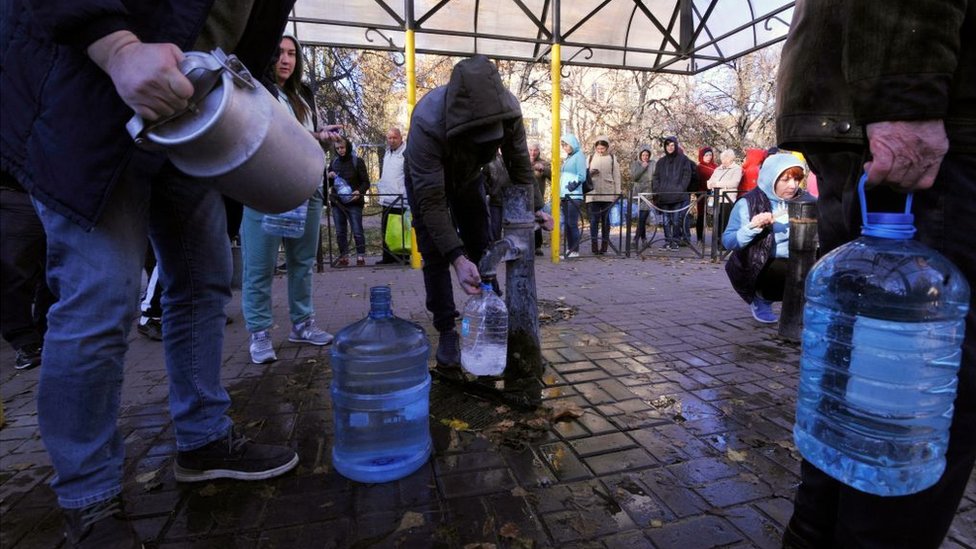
[288,0,794,74]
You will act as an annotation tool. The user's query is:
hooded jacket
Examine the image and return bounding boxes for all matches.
[558,135,587,200]
[696,147,717,193]
[328,137,370,208]
[404,55,541,261]
[585,135,622,204]
[738,149,768,194]
[0,0,293,229]
[651,137,694,203]
[722,154,808,303]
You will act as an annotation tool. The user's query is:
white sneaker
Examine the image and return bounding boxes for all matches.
[567,251,580,258]
[289,318,334,346]
[249,330,277,364]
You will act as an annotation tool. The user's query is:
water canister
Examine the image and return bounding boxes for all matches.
[460,282,508,376]
[260,201,308,238]
[795,176,969,496]
[333,175,356,204]
[331,286,432,483]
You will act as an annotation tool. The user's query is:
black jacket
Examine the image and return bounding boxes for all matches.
[0,0,293,229]
[776,0,974,153]
[652,139,694,203]
[328,141,370,208]
[404,55,541,261]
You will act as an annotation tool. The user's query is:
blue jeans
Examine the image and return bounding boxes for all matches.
[34,157,233,508]
[659,200,688,246]
[240,188,323,333]
[561,198,582,253]
[331,203,365,256]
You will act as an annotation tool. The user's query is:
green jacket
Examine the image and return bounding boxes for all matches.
[776,0,974,153]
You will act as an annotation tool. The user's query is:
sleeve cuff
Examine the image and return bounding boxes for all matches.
[446,247,466,264]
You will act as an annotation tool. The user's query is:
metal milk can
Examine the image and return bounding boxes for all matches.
[126,49,325,214]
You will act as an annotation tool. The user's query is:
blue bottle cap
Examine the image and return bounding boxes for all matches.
[858,174,916,240]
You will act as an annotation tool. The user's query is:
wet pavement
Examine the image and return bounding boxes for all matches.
[2,250,974,548]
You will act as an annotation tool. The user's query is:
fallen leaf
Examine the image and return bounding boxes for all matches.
[440,418,470,431]
[510,487,529,497]
[548,402,584,421]
[499,522,521,538]
[726,448,748,462]
[199,484,220,496]
[525,418,549,430]
[396,511,425,532]
[649,519,664,528]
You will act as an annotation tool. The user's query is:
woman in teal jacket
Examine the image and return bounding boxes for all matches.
[559,135,588,257]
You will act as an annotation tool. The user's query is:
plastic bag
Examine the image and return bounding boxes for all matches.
[385,210,412,254]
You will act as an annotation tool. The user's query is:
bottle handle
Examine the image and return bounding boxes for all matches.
[857,173,916,239]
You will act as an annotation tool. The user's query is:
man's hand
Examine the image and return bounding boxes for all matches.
[87,31,193,121]
[451,255,482,295]
[864,120,948,192]
[535,211,554,231]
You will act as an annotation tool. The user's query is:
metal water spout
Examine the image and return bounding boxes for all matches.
[477,183,543,382]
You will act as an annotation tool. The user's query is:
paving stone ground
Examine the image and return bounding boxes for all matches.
[2,248,974,548]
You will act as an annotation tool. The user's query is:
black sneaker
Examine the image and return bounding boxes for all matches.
[14,344,41,370]
[435,329,461,368]
[136,318,162,341]
[62,496,142,548]
[174,428,298,482]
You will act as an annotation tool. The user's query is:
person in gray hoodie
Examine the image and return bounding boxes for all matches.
[630,145,656,245]
[404,56,553,371]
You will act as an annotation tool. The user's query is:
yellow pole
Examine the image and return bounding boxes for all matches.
[550,44,562,264]
[405,29,422,270]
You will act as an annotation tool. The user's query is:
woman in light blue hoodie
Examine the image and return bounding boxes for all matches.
[559,135,588,257]
[722,153,808,323]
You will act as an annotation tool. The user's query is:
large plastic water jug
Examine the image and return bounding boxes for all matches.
[795,176,969,496]
[330,286,432,483]
[460,282,508,376]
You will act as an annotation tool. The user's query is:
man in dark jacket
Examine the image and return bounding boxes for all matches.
[651,137,694,250]
[0,2,320,546]
[777,1,974,547]
[404,55,553,370]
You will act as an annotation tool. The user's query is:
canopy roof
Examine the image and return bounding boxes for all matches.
[288,0,794,74]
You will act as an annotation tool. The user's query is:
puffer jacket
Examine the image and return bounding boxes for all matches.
[777,0,974,153]
[559,135,587,200]
[585,135,621,204]
[404,55,541,261]
[723,154,809,304]
[0,0,294,229]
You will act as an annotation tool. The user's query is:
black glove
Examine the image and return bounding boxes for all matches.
[567,180,581,192]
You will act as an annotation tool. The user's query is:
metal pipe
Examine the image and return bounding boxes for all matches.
[778,194,818,342]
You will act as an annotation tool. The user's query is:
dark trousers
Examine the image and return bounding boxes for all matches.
[407,174,490,333]
[755,257,787,302]
[379,205,409,263]
[659,200,688,245]
[783,148,976,549]
[0,187,55,351]
[634,209,652,240]
[587,200,612,249]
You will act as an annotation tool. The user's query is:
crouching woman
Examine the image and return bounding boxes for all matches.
[722,154,809,323]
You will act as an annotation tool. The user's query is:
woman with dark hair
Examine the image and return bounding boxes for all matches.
[694,147,717,242]
[722,154,809,324]
[240,35,335,365]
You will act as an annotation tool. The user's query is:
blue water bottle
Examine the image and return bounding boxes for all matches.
[794,175,969,496]
[330,286,432,483]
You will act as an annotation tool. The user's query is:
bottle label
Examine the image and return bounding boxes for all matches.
[460,318,470,337]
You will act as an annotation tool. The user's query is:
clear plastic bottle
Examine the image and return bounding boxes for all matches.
[333,175,354,204]
[795,180,969,496]
[260,201,308,238]
[330,286,432,483]
[460,282,508,376]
